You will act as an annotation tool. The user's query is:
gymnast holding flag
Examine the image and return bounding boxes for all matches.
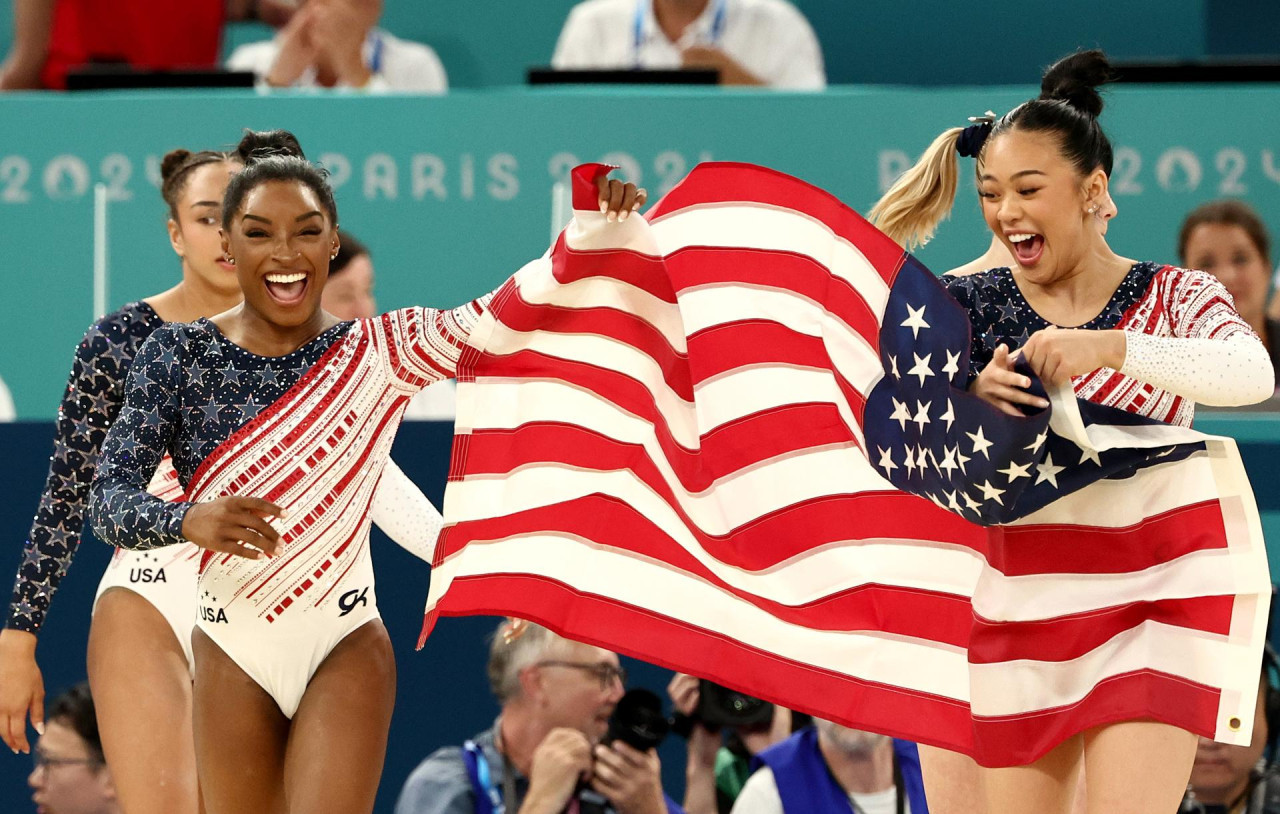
[85,129,644,814]
[869,49,1274,814]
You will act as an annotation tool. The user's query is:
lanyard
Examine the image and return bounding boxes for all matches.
[633,0,728,67]
[463,737,522,814]
[367,32,384,75]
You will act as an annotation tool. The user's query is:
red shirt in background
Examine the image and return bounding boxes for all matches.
[41,0,226,89]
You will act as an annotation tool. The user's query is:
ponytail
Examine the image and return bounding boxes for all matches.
[868,127,964,250]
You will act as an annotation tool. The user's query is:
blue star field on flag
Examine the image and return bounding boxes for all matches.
[862,256,1205,525]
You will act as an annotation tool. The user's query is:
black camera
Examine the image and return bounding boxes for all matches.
[606,688,670,751]
[695,679,774,729]
[576,689,670,814]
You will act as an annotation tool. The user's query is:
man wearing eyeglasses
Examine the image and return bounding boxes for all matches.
[27,682,119,814]
[396,619,682,814]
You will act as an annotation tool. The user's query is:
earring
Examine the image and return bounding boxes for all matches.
[226,255,236,265]
[1087,204,1098,215]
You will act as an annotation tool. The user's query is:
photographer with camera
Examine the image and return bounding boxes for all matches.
[667,674,797,814]
[395,619,683,814]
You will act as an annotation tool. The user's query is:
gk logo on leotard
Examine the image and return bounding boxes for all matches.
[338,587,369,617]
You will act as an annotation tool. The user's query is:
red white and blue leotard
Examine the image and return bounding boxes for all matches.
[89,300,484,716]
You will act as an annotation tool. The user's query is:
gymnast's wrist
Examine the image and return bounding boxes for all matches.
[1106,329,1127,371]
[0,628,37,653]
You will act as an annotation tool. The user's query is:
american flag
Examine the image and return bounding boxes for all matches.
[421,162,1270,767]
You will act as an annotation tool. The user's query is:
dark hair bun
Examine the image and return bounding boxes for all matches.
[1039,49,1112,118]
[235,129,306,164]
[160,149,193,184]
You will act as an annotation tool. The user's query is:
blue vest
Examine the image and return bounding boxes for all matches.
[753,728,930,814]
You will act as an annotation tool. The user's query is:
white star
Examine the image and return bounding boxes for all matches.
[877,447,898,475]
[903,446,918,478]
[889,398,911,431]
[940,399,955,432]
[976,479,1006,506]
[907,353,935,387]
[1078,445,1102,466]
[956,446,971,475]
[937,446,959,478]
[944,490,962,512]
[1025,429,1049,454]
[966,426,994,460]
[942,349,961,381]
[997,460,1032,482]
[918,445,933,474]
[911,400,932,431]
[961,492,983,513]
[1035,453,1066,488]
[901,304,931,339]
[888,354,900,380]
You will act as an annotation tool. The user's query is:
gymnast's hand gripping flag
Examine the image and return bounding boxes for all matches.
[421,163,1270,767]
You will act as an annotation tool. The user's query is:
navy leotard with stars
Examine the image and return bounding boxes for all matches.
[89,319,354,550]
[7,301,164,634]
[943,262,1161,385]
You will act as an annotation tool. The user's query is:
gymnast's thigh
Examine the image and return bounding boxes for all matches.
[88,588,199,814]
[191,627,291,814]
[283,618,396,814]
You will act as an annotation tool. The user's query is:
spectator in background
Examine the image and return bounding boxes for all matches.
[226,0,447,92]
[321,229,457,419]
[731,720,929,814]
[552,0,825,90]
[668,674,796,814]
[1179,654,1279,813]
[322,230,378,321]
[1178,200,1280,390]
[0,0,292,90]
[396,618,682,814]
[27,682,119,814]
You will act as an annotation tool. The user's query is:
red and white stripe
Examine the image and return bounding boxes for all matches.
[422,163,1270,767]
[184,307,479,623]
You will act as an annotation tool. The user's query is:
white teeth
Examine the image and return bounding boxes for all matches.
[266,272,306,284]
[1008,233,1037,243]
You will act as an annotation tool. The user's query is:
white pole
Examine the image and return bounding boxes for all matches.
[93,183,108,319]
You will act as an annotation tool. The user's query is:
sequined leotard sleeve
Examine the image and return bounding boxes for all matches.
[90,293,492,554]
[88,325,193,552]
[6,302,163,634]
[1117,269,1274,405]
